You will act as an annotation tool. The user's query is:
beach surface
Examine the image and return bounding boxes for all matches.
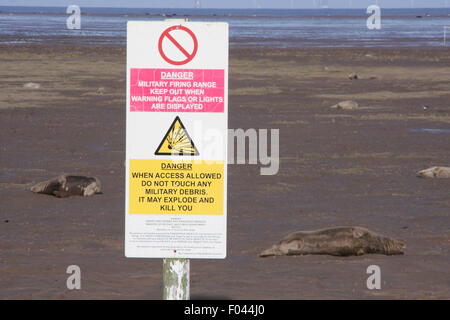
[1,44,449,299]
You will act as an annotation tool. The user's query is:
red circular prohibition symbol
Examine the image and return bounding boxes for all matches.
[158,25,198,65]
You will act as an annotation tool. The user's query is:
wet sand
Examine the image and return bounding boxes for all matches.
[1,44,449,299]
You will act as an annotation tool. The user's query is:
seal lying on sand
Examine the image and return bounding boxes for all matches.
[259,226,405,257]
[417,166,450,179]
[31,175,102,198]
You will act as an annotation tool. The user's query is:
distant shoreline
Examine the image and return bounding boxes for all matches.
[0,6,449,18]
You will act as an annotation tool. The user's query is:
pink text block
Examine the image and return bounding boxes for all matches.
[130,68,225,113]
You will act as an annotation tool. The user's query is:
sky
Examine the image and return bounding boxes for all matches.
[0,0,448,8]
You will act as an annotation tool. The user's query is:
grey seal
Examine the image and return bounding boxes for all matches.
[417,166,450,179]
[30,175,102,198]
[259,226,405,257]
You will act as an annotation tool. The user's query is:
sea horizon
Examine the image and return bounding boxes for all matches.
[1,6,450,47]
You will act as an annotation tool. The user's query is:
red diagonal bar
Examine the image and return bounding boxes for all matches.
[165,32,192,59]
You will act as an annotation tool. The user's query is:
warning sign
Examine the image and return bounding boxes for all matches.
[126,21,228,259]
[129,160,224,215]
[154,116,199,156]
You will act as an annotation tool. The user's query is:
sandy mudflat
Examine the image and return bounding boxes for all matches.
[0,44,449,299]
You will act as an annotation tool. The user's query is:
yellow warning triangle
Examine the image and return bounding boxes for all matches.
[155,116,199,156]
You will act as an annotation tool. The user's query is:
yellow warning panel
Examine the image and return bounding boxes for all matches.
[155,116,199,156]
[129,159,224,215]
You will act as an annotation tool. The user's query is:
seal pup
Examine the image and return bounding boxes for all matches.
[417,166,450,179]
[31,175,102,198]
[23,82,41,90]
[259,226,405,257]
[330,100,359,110]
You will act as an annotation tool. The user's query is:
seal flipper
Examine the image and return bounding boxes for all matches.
[259,245,281,257]
[53,190,71,198]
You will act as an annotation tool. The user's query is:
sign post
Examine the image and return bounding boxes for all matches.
[125,20,228,300]
[163,258,189,300]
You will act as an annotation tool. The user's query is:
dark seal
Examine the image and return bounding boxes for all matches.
[31,175,102,198]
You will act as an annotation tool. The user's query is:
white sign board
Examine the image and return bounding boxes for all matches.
[125,21,228,259]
